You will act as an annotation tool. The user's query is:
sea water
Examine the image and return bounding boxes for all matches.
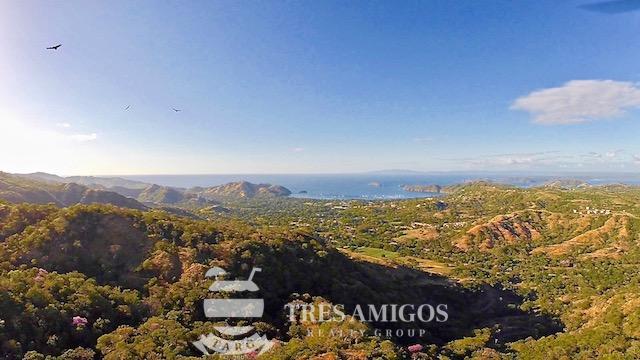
[119,173,640,200]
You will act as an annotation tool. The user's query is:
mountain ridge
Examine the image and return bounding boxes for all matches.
[194,181,292,199]
[0,172,147,210]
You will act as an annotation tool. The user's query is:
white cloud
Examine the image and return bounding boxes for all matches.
[448,151,564,167]
[582,149,624,161]
[291,147,304,153]
[69,133,97,142]
[605,149,624,159]
[511,80,640,124]
[582,151,603,159]
[448,150,640,170]
[56,122,71,128]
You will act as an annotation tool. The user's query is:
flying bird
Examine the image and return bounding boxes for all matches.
[172,108,182,112]
[124,105,131,111]
[46,44,62,50]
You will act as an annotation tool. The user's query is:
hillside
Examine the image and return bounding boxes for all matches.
[136,184,218,207]
[196,181,292,199]
[17,172,149,189]
[453,210,547,251]
[448,196,638,259]
[1,180,640,358]
[0,172,146,210]
[539,178,589,189]
[0,202,561,359]
[216,182,640,358]
[10,173,294,207]
[136,184,185,204]
[532,214,635,258]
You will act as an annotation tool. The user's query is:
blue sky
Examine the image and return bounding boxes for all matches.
[1,0,640,175]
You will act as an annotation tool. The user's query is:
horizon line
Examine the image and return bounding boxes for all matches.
[13,169,640,178]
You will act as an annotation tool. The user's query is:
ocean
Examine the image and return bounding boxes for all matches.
[119,173,640,200]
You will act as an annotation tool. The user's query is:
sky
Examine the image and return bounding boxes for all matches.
[1,0,640,175]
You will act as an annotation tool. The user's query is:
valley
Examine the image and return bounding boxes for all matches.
[1,174,639,358]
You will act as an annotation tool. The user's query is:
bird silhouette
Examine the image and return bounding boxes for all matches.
[172,108,182,112]
[46,44,62,50]
[124,105,131,111]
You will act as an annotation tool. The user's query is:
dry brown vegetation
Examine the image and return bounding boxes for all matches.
[533,215,632,257]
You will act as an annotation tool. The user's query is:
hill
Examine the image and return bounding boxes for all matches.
[196,181,291,199]
[539,178,589,189]
[453,210,547,251]
[0,172,146,210]
[12,173,293,206]
[2,177,640,358]
[17,172,149,189]
[0,202,560,359]
[136,184,185,204]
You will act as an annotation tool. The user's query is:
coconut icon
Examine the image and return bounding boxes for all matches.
[195,267,275,356]
[204,267,264,319]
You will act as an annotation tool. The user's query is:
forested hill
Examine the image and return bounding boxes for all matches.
[12,172,293,205]
[0,172,146,210]
[0,200,560,359]
[2,180,640,358]
[195,181,292,199]
[16,172,149,189]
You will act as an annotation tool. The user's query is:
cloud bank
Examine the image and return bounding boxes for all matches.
[69,133,98,142]
[512,80,640,124]
[448,149,640,169]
